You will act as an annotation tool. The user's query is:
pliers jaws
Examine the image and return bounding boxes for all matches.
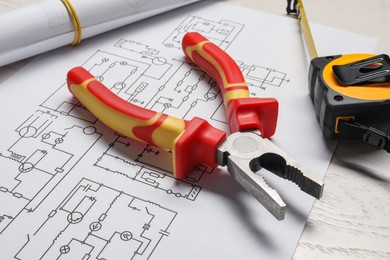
[216,131,324,220]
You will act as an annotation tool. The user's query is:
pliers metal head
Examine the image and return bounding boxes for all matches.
[217,131,323,220]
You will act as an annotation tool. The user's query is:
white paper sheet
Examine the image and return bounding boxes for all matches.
[0,1,376,259]
[0,0,201,66]
[0,0,38,12]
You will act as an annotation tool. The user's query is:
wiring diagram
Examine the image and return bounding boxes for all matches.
[0,14,289,259]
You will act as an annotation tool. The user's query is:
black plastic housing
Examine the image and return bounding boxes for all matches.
[308,55,390,139]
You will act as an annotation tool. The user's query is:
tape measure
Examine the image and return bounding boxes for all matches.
[287,0,390,152]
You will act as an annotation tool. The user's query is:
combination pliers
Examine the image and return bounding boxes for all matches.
[67,32,324,220]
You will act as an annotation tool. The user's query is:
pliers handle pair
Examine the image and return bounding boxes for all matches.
[67,32,324,220]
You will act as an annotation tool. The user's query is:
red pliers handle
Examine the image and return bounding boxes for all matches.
[67,66,226,179]
[182,32,278,137]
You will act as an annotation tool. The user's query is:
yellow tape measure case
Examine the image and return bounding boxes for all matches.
[308,54,390,139]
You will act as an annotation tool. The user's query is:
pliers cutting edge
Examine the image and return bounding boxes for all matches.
[67,32,324,220]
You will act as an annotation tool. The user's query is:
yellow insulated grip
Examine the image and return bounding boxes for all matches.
[67,66,186,150]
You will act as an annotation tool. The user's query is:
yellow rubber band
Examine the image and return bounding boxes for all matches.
[61,0,82,45]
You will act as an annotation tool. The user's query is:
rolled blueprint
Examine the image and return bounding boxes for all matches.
[0,0,201,66]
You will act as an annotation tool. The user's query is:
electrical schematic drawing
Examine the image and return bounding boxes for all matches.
[15,178,177,260]
[0,110,102,234]
[0,14,289,259]
[163,15,244,50]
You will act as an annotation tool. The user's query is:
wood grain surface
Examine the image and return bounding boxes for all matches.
[294,140,390,259]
